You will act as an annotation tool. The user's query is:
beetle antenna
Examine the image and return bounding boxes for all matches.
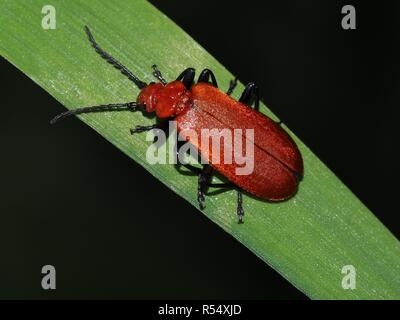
[84,26,147,89]
[50,102,144,124]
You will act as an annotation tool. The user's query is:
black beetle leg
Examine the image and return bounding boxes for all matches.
[130,119,169,135]
[198,69,218,88]
[176,142,214,210]
[130,124,159,134]
[226,77,238,96]
[204,181,245,223]
[176,68,195,89]
[174,134,204,175]
[239,82,282,125]
[237,190,244,224]
[197,165,214,210]
[239,82,260,111]
[175,136,246,223]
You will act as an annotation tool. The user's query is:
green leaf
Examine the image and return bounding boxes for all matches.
[1,0,399,299]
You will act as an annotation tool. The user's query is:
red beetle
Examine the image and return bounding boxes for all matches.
[51,26,303,223]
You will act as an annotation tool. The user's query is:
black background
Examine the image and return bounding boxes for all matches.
[0,0,399,299]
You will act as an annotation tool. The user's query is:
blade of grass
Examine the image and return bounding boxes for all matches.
[1,0,399,299]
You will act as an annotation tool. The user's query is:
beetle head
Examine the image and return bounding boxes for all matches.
[137,81,191,119]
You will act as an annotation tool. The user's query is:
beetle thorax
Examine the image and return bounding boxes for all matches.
[137,81,191,119]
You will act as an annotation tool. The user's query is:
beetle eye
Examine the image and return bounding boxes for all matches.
[150,81,156,85]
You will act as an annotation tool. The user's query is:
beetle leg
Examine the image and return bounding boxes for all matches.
[151,64,167,85]
[197,165,214,210]
[237,190,244,224]
[176,68,196,90]
[130,124,159,134]
[179,164,202,175]
[239,82,260,112]
[239,83,284,125]
[174,129,209,178]
[198,69,218,88]
[226,77,238,96]
[204,182,245,223]
[174,134,203,174]
[174,126,245,223]
[205,182,234,188]
[130,119,169,134]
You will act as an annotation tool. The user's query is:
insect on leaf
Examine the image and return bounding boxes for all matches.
[0,0,399,299]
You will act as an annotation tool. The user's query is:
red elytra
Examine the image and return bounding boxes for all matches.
[137,80,303,201]
[51,27,304,222]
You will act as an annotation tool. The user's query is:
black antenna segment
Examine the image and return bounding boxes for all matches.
[84,26,147,89]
